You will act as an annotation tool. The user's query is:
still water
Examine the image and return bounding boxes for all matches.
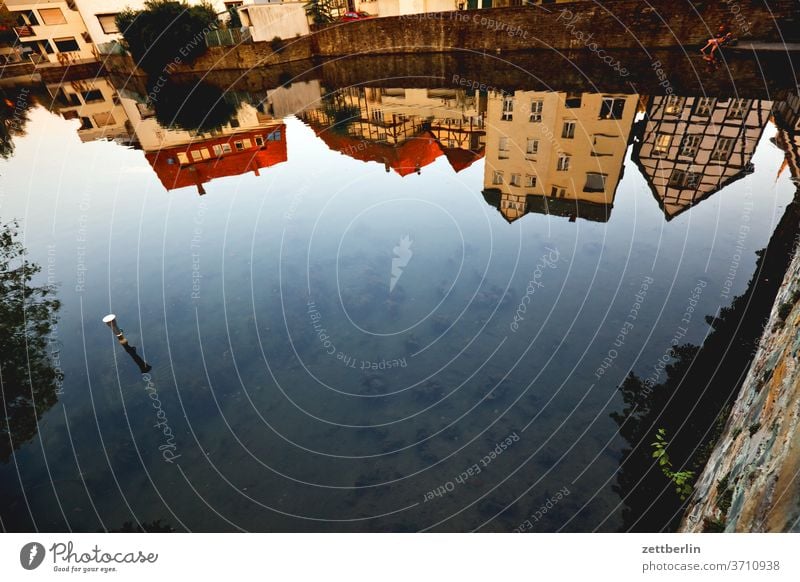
[1,63,798,532]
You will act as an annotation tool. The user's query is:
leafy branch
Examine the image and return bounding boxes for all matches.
[651,428,695,500]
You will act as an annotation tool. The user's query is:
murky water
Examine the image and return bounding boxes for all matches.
[1,60,798,532]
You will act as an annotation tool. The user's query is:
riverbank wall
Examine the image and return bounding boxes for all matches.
[98,0,797,76]
[681,208,800,532]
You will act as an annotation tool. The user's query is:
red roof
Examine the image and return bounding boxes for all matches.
[145,126,287,193]
[310,125,445,176]
[442,147,484,173]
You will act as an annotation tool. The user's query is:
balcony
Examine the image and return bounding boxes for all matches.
[14,25,35,38]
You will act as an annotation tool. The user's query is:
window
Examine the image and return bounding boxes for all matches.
[62,111,78,120]
[565,92,581,108]
[727,99,750,119]
[501,95,513,121]
[710,137,735,161]
[234,141,244,151]
[668,169,699,189]
[664,96,685,115]
[529,99,543,122]
[230,118,240,128]
[653,133,672,156]
[255,136,264,147]
[510,173,521,187]
[59,89,80,107]
[599,97,625,120]
[38,8,66,25]
[221,143,232,153]
[693,97,715,117]
[97,14,120,34]
[177,152,190,165]
[54,38,80,53]
[562,120,576,139]
[79,117,92,130]
[267,130,281,141]
[525,174,537,188]
[679,134,701,158]
[557,154,570,171]
[92,112,116,127]
[498,136,509,158]
[526,138,539,155]
[242,139,252,149]
[15,10,39,26]
[584,172,607,193]
[190,150,203,162]
[492,171,504,185]
[81,89,104,103]
[213,144,223,156]
[551,186,566,198]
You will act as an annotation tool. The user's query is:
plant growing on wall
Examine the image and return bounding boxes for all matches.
[116,0,220,73]
[304,0,336,26]
[651,428,695,500]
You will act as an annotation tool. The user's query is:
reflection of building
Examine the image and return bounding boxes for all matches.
[48,77,133,143]
[300,86,485,175]
[482,91,637,223]
[120,94,287,194]
[773,92,800,185]
[5,0,95,63]
[72,0,147,47]
[633,96,772,220]
[145,124,287,194]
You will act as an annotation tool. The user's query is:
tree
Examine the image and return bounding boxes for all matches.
[0,220,62,463]
[150,80,237,133]
[304,0,336,26]
[116,0,219,73]
[0,88,33,160]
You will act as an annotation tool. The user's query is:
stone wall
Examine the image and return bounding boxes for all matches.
[311,0,798,55]
[681,195,800,532]
[102,0,797,79]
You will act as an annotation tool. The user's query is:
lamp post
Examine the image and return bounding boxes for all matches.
[102,313,128,346]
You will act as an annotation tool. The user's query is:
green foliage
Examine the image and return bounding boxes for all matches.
[748,422,761,436]
[116,0,219,73]
[269,36,285,53]
[304,0,335,25]
[702,517,727,532]
[150,80,237,133]
[227,6,242,28]
[0,88,32,159]
[651,428,695,500]
[716,474,733,514]
[0,220,62,462]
